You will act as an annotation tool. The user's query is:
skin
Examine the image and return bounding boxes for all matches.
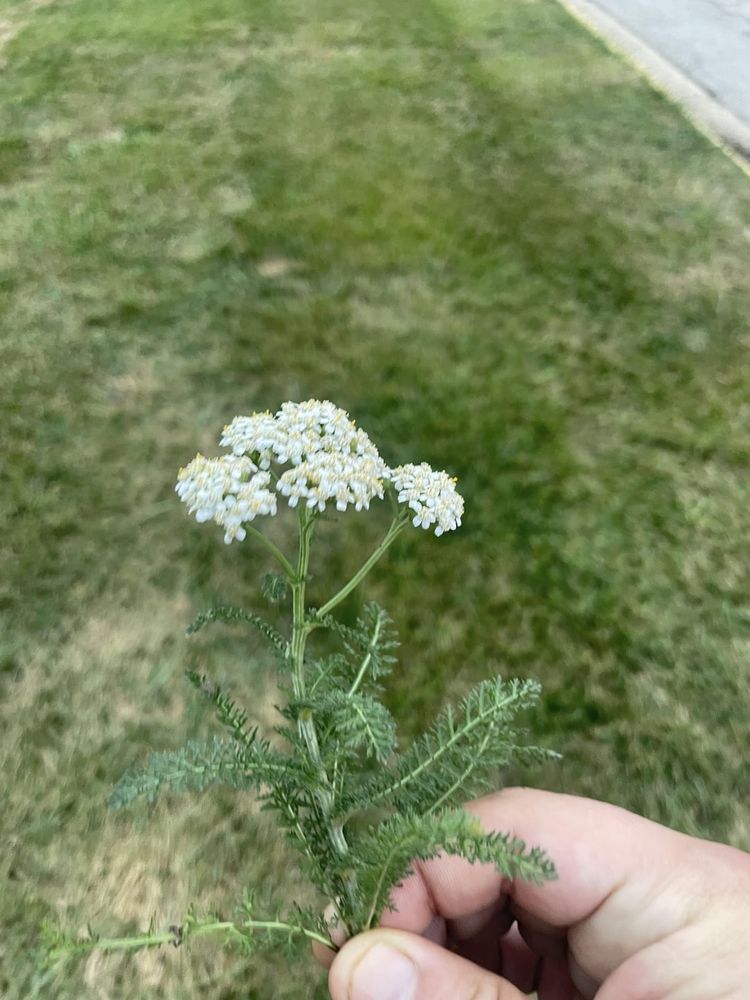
[314,788,750,999]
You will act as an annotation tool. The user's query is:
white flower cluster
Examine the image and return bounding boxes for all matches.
[390,462,464,536]
[220,400,380,468]
[176,400,465,542]
[175,454,277,544]
[277,451,386,513]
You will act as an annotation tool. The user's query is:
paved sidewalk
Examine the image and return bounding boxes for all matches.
[594,0,750,127]
[561,0,750,161]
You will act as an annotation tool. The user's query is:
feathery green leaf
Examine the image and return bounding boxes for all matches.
[356,677,552,814]
[351,808,557,929]
[186,605,286,655]
[308,654,349,695]
[317,689,398,763]
[186,670,255,749]
[108,736,290,809]
[261,572,289,604]
[314,602,398,690]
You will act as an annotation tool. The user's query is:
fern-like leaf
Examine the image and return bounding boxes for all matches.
[353,677,552,815]
[308,654,348,696]
[351,808,556,930]
[186,670,256,749]
[186,605,286,655]
[109,736,290,809]
[317,689,398,763]
[314,602,398,689]
[261,572,288,604]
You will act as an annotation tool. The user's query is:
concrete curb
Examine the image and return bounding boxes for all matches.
[557,0,750,175]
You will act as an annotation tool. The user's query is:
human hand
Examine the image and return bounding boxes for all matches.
[315,787,750,999]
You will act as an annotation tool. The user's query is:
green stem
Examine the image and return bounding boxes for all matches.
[289,507,358,926]
[51,917,334,960]
[347,612,383,698]
[238,918,333,948]
[290,506,314,701]
[429,726,493,814]
[244,524,296,581]
[314,512,409,621]
[367,690,521,808]
[83,930,182,954]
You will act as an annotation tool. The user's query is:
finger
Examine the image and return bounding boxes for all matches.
[314,910,447,970]
[313,904,349,970]
[445,900,503,943]
[313,938,338,970]
[446,902,506,973]
[535,955,580,1000]
[387,787,690,929]
[498,925,578,1000]
[329,928,528,1000]
[498,922,539,991]
[513,902,567,961]
[381,786,715,987]
[422,915,447,946]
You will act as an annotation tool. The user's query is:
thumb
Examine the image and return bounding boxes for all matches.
[328,928,526,1000]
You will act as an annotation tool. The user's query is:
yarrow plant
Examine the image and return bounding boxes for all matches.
[46,399,557,968]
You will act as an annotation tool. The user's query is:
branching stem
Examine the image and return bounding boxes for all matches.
[429,727,493,814]
[289,506,357,925]
[368,690,520,808]
[314,513,409,620]
[348,611,384,698]
[49,917,333,961]
[244,524,296,581]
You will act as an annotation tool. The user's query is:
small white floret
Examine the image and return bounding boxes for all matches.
[389,462,464,536]
[175,454,277,542]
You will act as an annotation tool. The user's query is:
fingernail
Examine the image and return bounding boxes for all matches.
[350,942,417,1000]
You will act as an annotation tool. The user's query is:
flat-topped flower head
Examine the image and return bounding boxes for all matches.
[175,454,277,543]
[220,410,279,469]
[218,400,389,516]
[221,400,383,470]
[277,450,387,513]
[389,462,464,535]
[178,403,462,539]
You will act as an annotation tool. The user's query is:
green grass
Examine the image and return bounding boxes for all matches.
[2,0,750,996]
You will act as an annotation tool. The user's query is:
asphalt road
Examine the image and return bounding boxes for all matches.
[593,0,750,128]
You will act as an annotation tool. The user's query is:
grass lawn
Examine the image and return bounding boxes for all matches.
[2,0,750,996]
